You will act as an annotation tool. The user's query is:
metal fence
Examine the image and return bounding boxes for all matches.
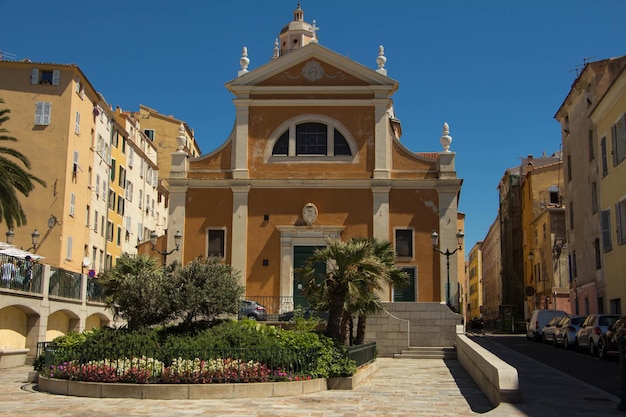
[347,341,377,367]
[0,253,44,294]
[40,343,319,384]
[48,267,82,299]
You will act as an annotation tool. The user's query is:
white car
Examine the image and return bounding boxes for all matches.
[527,309,567,341]
[575,314,620,356]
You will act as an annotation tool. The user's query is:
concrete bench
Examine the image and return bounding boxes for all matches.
[0,348,29,369]
[456,334,519,406]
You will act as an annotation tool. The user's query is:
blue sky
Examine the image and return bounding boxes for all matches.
[1,0,625,251]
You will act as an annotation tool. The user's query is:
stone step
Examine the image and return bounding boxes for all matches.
[393,346,457,360]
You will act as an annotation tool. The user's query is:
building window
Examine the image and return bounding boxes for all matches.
[31,68,60,85]
[270,118,354,158]
[85,205,90,227]
[395,229,413,258]
[117,197,125,216]
[110,159,116,182]
[591,182,598,214]
[75,111,80,134]
[94,211,98,234]
[144,129,155,141]
[610,298,622,315]
[116,226,122,246]
[567,155,572,182]
[108,190,115,210]
[207,229,225,257]
[601,136,608,176]
[34,102,52,125]
[571,251,577,278]
[126,181,133,202]
[611,114,626,166]
[69,193,75,216]
[589,130,595,160]
[564,114,570,134]
[106,221,114,242]
[602,209,613,252]
[66,237,73,260]
[569,202,574,230]
[549,187,560,205]
[616,199,626,245]
[595,238,602,269]
[118,166,126,188]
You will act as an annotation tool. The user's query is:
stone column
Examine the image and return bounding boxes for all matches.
[231,185,250,287]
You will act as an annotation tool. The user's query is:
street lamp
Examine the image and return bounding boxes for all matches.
[150,230,182,267]
[5,214,59,251]
[431,229,464,308]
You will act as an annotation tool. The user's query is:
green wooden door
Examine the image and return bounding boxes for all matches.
[393,267,416,302]
[293,246,325,308]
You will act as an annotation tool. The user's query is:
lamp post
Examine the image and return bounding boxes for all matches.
[431,229,464,308]
[150,230,182,267]
[5,215,59,251]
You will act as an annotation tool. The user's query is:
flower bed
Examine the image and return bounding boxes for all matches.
[46,356,314,384]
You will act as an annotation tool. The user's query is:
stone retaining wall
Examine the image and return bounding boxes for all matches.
[38,375,328,399]
[364,302,463,357]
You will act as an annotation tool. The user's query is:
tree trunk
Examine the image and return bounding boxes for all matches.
[325,290,346,343]
[355,314,367,345]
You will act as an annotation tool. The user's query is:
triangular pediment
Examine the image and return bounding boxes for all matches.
[226,42,397,94]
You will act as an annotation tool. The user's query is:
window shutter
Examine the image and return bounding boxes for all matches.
[42,102,51,125]
[66,236,73,260]
[75,111,80,134]
[128,148,134,167]
[70,193,76,216]
[35,102,43,124]
[31,68,39,84]
[52,70,60,85]
[602,209,613,252]
[612,124,619,166]
[617,202,624,245]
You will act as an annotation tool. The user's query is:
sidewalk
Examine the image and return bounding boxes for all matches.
[0,337,623,416]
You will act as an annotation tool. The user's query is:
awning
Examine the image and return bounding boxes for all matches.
[0,246,44,260]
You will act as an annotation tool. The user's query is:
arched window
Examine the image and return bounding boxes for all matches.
[271,121,353,157]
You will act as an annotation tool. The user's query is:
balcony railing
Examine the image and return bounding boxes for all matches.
[242,295,314,320]
[0,253,43,294]
[49,267,82,300]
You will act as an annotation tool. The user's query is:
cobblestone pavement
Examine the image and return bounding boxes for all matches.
[0,338,624,417]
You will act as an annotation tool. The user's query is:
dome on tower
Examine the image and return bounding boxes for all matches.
[278,3,318,56]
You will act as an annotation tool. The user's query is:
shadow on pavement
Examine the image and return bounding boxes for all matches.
[444,358,495,414]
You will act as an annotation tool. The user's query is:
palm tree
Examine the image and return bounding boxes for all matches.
[298,237,390,346]
[350,238,409,345]
[0,98,46,229]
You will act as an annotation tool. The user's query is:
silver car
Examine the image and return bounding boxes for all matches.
[575,314,619,356]
[553,315,585,349]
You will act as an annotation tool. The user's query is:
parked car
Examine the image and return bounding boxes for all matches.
[553,315,585,349]
[527,309,568,341]
[469,316,484,330]
[576,314,620,356]
[238,300,268,321]
[598,316,626,360]
[541,316,565,344]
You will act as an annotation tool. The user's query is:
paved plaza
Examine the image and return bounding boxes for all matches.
[0,337,624,417]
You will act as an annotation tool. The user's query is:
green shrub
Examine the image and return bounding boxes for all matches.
[37,320,357,379]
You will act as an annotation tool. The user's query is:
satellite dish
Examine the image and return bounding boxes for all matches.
[82,257,92,268]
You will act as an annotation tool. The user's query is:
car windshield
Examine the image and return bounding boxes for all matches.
[599,316,619,327]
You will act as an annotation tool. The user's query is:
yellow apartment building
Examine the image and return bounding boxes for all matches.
[521,160,569,315]
[590,64,626,314]
[467,242,483,320]
[0,60,99,272]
